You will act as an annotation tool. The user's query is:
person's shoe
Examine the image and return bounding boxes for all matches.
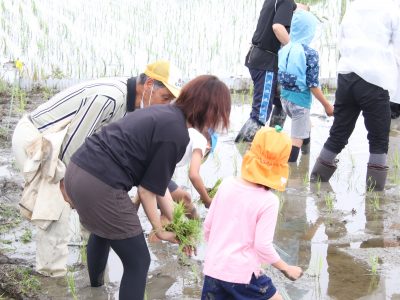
[366,164,388,192]
[235,118,263,143]
[310,157,337,182]
[269,105,287,128]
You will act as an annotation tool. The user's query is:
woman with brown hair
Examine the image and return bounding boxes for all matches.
[64,75,231,300]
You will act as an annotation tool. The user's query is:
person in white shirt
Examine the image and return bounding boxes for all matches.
[310,0,400,191]
[11,60,183,277]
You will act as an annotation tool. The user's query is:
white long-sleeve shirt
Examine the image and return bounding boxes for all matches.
[30,77,129,164]
[337,0,400,101]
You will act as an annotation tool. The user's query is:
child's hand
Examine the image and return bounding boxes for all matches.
[281,265,303,281]
[182,245,197,257]
[325,103,334,117]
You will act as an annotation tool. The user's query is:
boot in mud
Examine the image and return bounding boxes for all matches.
[269,105,287,128]
[301,137,311,155]
[366,164,388,192]
[235,117,263,143]
[310,157,337,182]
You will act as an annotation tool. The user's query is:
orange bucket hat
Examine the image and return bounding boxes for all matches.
[241,126,292,191]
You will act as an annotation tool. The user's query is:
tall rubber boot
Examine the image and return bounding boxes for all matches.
[310,157,337,182]
[235,117,263,143]
[269,105,287,128]
[366,164,388,192]
[301,137,311,155]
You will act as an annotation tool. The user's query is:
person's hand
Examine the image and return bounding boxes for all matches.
[182,245,197,257]
[280,265,303,281]
[325,103,334,117]
[202,199,211,208]
[155,230,178,244]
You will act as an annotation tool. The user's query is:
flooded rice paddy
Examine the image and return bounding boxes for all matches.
[0,93,399,300]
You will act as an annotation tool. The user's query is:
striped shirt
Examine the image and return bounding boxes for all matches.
[30,77,131,165]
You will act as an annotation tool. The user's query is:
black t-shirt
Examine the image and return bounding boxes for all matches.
[71,105,189,195]
[245,0,296,70]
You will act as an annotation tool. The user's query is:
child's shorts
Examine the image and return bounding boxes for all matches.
[201,273,277,300]
[281,98,311,140]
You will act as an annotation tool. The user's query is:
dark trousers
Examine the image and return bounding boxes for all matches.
[249,68,280,125]
[201,274,277,300]
[87,233,151,300]
[324,73,390,154]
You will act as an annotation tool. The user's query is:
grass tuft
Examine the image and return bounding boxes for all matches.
[164,202,202,254]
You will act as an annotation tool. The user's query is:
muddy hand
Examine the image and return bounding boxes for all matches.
[281,265,303,281]
[182,245,197,257]
[156,230,178,244]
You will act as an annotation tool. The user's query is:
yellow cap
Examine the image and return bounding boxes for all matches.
[144,60,184,98]
[241,127,292,191]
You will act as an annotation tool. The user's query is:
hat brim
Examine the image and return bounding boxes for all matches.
[162,81,180,98]
[241,152,289,192]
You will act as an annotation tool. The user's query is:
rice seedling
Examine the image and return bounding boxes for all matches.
[276,191,285,215]
[79,240,87,265]
[303,171,310,186]
[207,178,222,199]
[369,255,379,276]
[324,192,334,213]
[20,228,32,243]
[16,267,41,295]
[366,176,376,193]
[369,192,380,212]
[316,177,321,194]
[391,149,400,169]
[164,202,202,255]
[66,270,78,300]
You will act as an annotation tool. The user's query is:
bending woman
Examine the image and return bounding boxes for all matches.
[64,75,231,300]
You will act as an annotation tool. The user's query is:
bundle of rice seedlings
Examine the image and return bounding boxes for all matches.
[164,202,202,254]
[207,178,222,198]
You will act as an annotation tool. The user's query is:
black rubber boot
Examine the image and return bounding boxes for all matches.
[269,105,287,128]
[310,157,337,182]
[366,164,388,192]
[235,118,263,143]
[301,137,311,154]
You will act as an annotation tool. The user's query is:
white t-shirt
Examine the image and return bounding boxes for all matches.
[177,128,207,167]
[337,0,400,100]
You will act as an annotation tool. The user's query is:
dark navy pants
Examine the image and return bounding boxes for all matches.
[249,68,280,125]
[202,274,277,300]
[324,73,391,154]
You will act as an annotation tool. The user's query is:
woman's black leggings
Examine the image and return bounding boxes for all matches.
[87,233,151,300]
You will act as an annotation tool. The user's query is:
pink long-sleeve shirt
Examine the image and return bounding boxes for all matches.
[203,176,281,284]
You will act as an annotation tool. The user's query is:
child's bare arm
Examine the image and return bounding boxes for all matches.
[311,87,334,116]
[272,259,303,281]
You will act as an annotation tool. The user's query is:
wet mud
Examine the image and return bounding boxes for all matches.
[0,92,399,299]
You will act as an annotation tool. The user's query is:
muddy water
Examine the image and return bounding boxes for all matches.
[80,95,399,299]
[1,94,400,300]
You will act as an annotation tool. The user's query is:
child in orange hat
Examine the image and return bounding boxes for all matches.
[202,126,303,300]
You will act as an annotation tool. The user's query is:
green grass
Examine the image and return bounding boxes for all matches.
[324,192,334,213]
[369,255,379,276]
[207,178,222,198]
[15,267,41,295]
[79,241,87,265]
[164,202,202,255]
[369,193,380,212]
[0,204,22,234]
[20,228,32,243]
[66,271,78,300]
